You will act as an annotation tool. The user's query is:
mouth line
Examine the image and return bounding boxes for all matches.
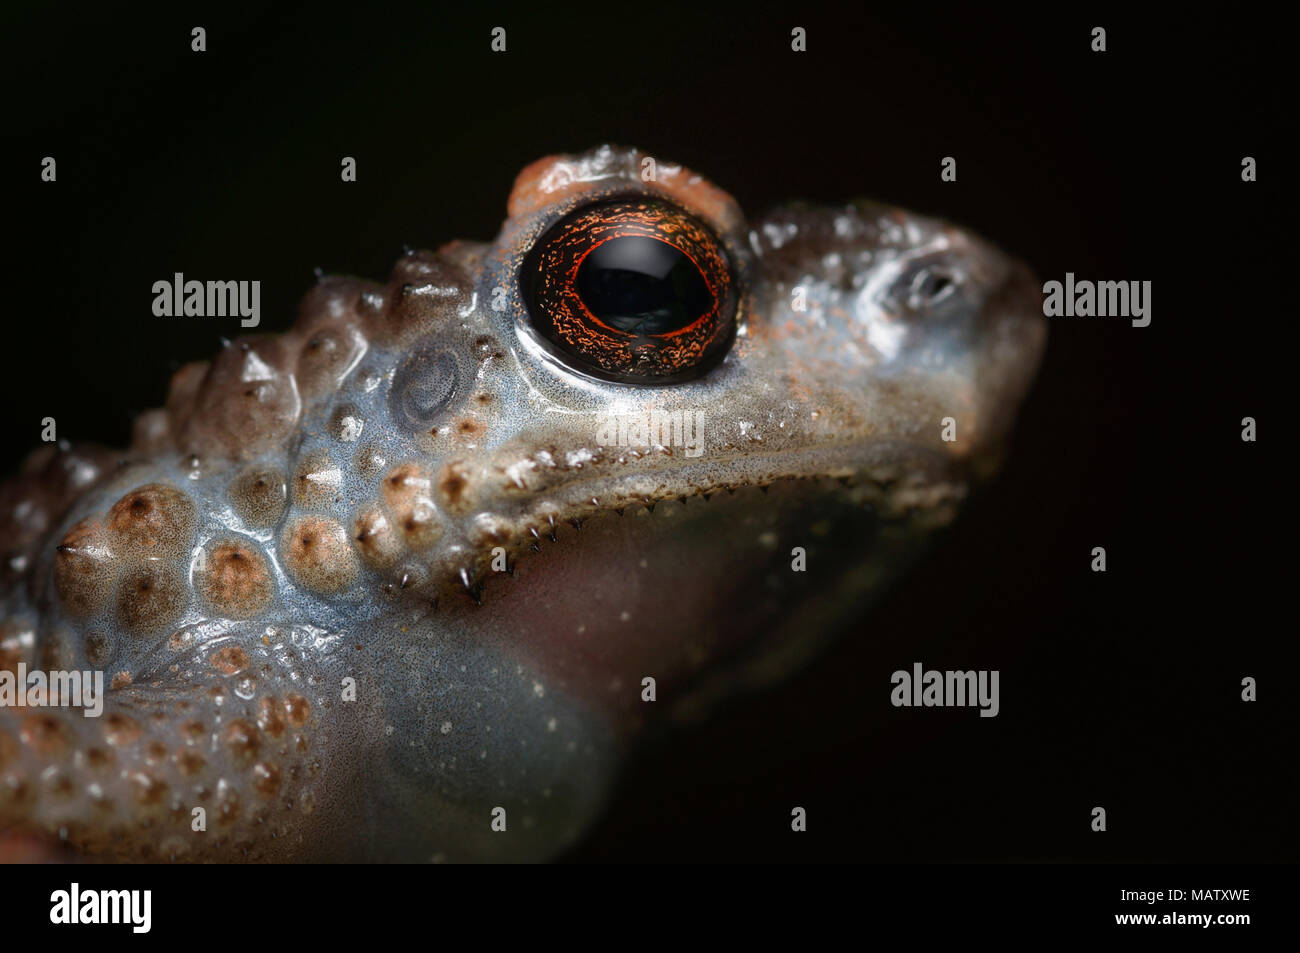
[489,439,966,519]
[422,441,970,604]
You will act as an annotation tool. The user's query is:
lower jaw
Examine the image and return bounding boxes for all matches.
[434,474,964,735]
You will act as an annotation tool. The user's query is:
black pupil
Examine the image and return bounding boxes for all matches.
[576,236,712,334]
[922,273,952,298]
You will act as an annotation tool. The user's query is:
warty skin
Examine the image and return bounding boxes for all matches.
[0,145,1045,861]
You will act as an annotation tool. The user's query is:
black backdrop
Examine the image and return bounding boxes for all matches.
[4,4,1289,862]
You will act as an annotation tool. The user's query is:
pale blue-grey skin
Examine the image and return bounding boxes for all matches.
[0,145,1045,861]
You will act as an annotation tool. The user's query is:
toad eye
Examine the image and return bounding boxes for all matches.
[520,198,736,383]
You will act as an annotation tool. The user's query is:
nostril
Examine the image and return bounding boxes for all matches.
[919,272,953,300]
[903,265,960,314]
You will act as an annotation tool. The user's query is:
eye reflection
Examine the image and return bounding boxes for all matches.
[575,236,713,336]
[521,198,736,383]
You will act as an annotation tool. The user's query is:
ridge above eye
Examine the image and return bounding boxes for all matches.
[520,197,737,384]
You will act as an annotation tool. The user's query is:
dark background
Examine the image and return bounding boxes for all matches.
[4,4,1289,861]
